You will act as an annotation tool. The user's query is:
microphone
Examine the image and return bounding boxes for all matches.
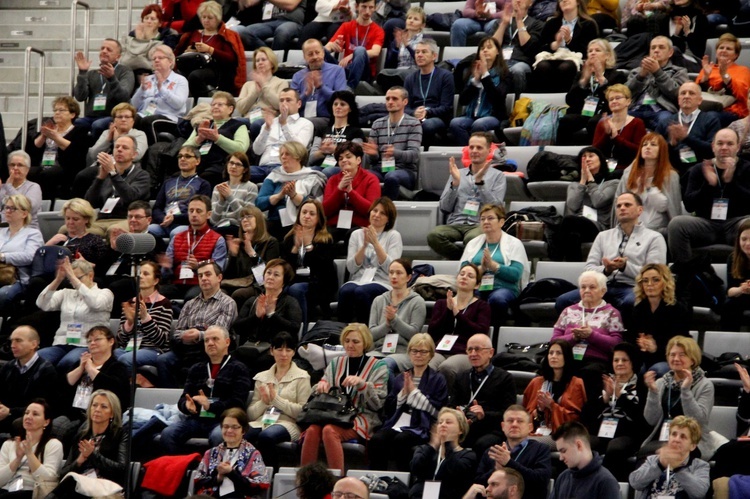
[115,232,156,255]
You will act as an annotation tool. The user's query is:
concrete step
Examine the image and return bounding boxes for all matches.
[0,9,141,25]
[0,81,71,95]
[0,95,58,113]
[0,24,136,40]
[0,50,73,67]
[0,66,69,82]
[0,37,124,52]
[1,0,152,9]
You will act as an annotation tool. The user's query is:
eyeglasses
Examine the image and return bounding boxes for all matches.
[53,108,69,113]
[466,346,492,353]
[8,163,28,169]
[409,349,430,355]
[332,493,364,499]
[479,216,498,222]
[1,206,18,213]
[241,215,254,221]
[608,96,627,102]
[221,424,242,431]
[227,160,244,167]
[151,55,168,61]
[115,115,134,120]
[88,336,108,343]
[210,102,228,107]
[177,154,197,159]
[127,214,148,220]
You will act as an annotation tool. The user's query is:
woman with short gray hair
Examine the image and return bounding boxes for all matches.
[1,151,42,228]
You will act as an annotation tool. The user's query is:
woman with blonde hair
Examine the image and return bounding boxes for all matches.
[236,47,286,139]
[613,133,681,236]
[632,263,689,376]
[300,324,389,471]
[0,194,43,314]
[592,84,647,171]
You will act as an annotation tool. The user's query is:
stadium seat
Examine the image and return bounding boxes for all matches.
[517,261,586,326]
[393,201,440,255]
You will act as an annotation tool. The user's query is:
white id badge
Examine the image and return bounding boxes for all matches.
[423,481,441,499]
[166,201,181,216]
[711,198,729,220]
[642,93,656,105]
[7,476,23,492]
[436,334,458,351]
[337,210,353,229]
[42,150,56,166]
[582,96,599,117]
[262,407,281,428]
[582,205,598,221]
[502,47,513,61]
[679,147,697,163]
[655,496,675,499]
[381,158,396,172]
[305,100,317,118]
[93,93,107,111]
[598,417,619,438]
[249,108,263,123]
[359,267,377,283]
[82,469,98,479]
[659,419,672,441]
[394,411,412,431]
[66,324,83,345]
[485,1,496,14]
[126,335,142,352]
[535,424,552,436]
[73,382,93,410]
[382,333,399,353]
[376,0,387,17]
[143,102,158,117]
[179,265,195,280]
[252,264,266,285]
[322,155,338,168]
[480,273,494,291]
[572,342,588,361]
[199,141,212,155]
[101,197,120,214]
[297,267,311,277]
[219,477,236,496]
[106,259,122,276]
[262,2,274,19]
[279,207,295,227]
[463,198,480,216]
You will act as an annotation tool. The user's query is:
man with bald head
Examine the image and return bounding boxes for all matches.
[657,81,721,177]
[333,476,370,499]
[452,333,516,458]
[0,326,59,432]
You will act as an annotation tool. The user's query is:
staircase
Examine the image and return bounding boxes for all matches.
[0,0,152,144]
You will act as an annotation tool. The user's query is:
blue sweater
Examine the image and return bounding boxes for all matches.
[152,173,212,225]
[404,67,455,125]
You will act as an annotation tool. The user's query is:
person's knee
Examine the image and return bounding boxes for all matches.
[321,424,340,442]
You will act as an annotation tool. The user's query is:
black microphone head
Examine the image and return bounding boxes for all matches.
[115,232,156,255]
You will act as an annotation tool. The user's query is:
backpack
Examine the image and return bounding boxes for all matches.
[31,246,72,278]
[517,277,578,305]
[426,10,462,31]
[519,101,568,146]
[408,264,435,287]
[509,97,532,127]
[526,150,579,182]
[671,255,725,312]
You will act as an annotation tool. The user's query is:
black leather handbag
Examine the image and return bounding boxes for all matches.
[297,387,357,428]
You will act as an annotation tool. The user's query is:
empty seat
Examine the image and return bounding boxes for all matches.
[441,46,477,63]
[393,201,440,255]
[418,151,459,197]
[526,181,572,202]
[505,146,540,176]
[709,406,738,440]
[702,331,750,358]
[283,49,305,66]
[495,326,554,352]
[518,261,585,325]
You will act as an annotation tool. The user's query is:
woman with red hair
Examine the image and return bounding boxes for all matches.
[121,4,179,79]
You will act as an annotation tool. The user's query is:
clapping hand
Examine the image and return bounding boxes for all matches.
[644,370,659,393]
[445,289,457,314]
[636,333,657,353]
[384,304,397,322]
[488,442,511,467]
[402,371,415,394]
[255,294,268,318]
[736,362,750,393]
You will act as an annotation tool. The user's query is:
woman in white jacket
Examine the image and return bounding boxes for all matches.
[460,204,529,328]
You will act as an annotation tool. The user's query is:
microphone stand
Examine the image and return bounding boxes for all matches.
[125,254,146,499]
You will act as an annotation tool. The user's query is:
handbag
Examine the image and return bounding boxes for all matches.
[297,387,357,428]
[32,478,58,499]
[506,342,550,364]
[0,263,18,286]
[702,89,736,108]
[176,52,212,76]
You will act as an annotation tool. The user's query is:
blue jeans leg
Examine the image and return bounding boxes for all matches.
[383,169,415,200]
[38,345,76,366]
[486,287,516,327]
[449,117,475,146]
[346,46,371,89]
[91,117,112,139]
[287,282,309,337]
[337,282,387,323]
[160,417,218,454]
[118,348,161,374]
[271,21,302,50]
[74,116,96,133]
[58,347,87,374]
[507,60,531,95]
[451,18,482,46]
[648,361,670,378]
[250,164,279,183]
[421,117,447,146]
[555,288,582,314]
[605,285,635,311]
[233,20,282,50]
[148,224,169,238]
[155,350,179,388]
[0,282,24,313]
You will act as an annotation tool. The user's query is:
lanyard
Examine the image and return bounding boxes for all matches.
[187,229,207,257]
[332,125,347,138]
[468,372,490,404]
[666,384,682,418]
[206,355,232,397]
[419,69,435,104]
[386,115,404,145]
[507,16,527,42]
[433,445,444,479]
[590,75,599,96]
[712,162,725,198]
[678,111,698,136]
[355,24,371,48]
[513,440,528,461]
[577,301,602,326]
[175,174,197,198]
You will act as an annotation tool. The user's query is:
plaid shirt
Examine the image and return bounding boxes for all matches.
[173,289,237,341]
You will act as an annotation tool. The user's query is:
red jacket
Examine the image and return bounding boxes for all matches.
[161,0,203,33]
[171,224,223,285]
[323,167,381,228]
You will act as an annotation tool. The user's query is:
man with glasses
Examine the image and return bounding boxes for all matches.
[159,324,251,454]
[0,151,42,229]
[156,261,237,388]
[428,132,506,260]
[148,145,212,239]
[183,91,250,186]
[332,477,370,499]
[452,333,516,459]
[73,38,135,138]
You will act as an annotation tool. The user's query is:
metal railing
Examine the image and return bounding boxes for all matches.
[114,0,135,43]
[22,48,46,151]
[69,0,90,94]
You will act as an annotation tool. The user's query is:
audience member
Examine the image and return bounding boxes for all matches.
[362,87,421,200]
[46,198,108,263]
[231,0,305,51]
[463,468,525,499]
[294,462,337,499]
[0,151,42,229]
[155,261,237,387]
[491,0,543,95]
[210,153,258,232]
[656,82,721,178]
[428,133,506,260]
[381,6,425,75]
[251,88,315,183]
[711,362,750,478]
[160,325,252,454]
[696,33,750,126]
[556,192,667,313]
[665,0,709,72]
[174,1,245,98]
[73,39,135,137]
[587,0,618,31]
[613,133,682,237]
[237,47,287,139]
[299,0,354,44]
[550,421,620,499]
[592,85,647,171]
[309,91,365,177]
[0,194,43,312]
[85,103,148,168]
[333,477,370,499]
[625,36,688,131]
[120,4,178,78]
[148,145,212,239]
[475,406,552,499]
[621,0,670,35]
[667,128,750,264]
[451,0,503,46]
[723,218,750,331]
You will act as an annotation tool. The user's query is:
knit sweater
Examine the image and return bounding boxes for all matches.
[116,296,173,352]
[323,167,381,228]
[368,290,426,353]
[566,179,619,231]
[404,67,455,125]
[36,283,114,346]
[550,452,619,499]
[210,181,258,228]
[73,62,135,118]
[0,355,59,419]
[247,363,312,441]
[585,223,667,286]
[552,301,624,363]
[382,366,447,440]
[367,114,422,173]
[630,454,710,499]
[84,165,151,220]
[345,228,403,288]
[0,438,63,491]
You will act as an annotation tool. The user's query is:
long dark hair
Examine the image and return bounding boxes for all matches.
[732,218,750,280]
[540,339,575,386]
[326,90,360,127]
[476,36,509,78]
[23,399,54,461]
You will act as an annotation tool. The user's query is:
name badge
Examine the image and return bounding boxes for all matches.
[42,150,56,167]
[249,107,263,123]
[598,417,619,438]
[485,1,496,14]
[679,147,697,163]
[463,198,480,216]
[166,202,181,216]
[582,96,599,117]
[642,93,656,105]
[304,99,317,118]
[82,469,98,479]
[479,273,494,291]
[382,333,399,354]
[534,424,552,436]
[125,335,142,352]
[252,264,266,285]
[659,419,672,441]
[143,102,158,117]
[296,267,311,277]
[262,407,281,428]
[322,155,338,168]
[93,93,107,111]
[66,323,83,344]
[393,411,412,432]
[106,259,122,276]
[606,158,618,172]
[73,382,93,410]
[423,481,441,499]
[7,476,23,492]
[436,334,458,352]
[376,0,387,17]
[101,197,120,214]
[337,210,353,230]
[359,267,377,284]
[582,205,597,221]
[199,141,212,155]
[179,265,195,280]
[262,2,274,20]
[381,158,396,172]
[711,198,728,220]
[200,397,217,418]
[572,342,588,361]
[279,207,295,227]
[502,47,513,61]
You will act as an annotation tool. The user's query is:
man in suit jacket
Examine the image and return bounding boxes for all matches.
[656,81,722,178]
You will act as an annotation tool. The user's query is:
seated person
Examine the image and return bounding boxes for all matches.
[183,92,250,186]
[298,0,355,46]
[324,0,384,90]
[629,416,710,499]
[232,259,302,377]
[245,332,312,469]
[463,468,525,499]
[1,152,42,229]
[491,0,543,95]
[210,153,259,233]
[47,198,108,263]
[236,47,287,139]
[37,258,114,374]
[587,0,618,31]
[592,85,647,172]
[474,405,552,499]
[381,6,425,72]
[451,0,504,46]
[696,33,750,127]
[0,194,43,313]
[368,333,448,472]
[621,0,670,35]
[148,145,212,239]
[309,91,366,176]
[230,0,305,51]
[85,103,148,168]
[723,218,750,331]
[711,362,750,478]
[159,325,252,454]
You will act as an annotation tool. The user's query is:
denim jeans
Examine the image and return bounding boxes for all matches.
[160,417,222,454]
[250,163,280,183]
[450,18,499,46]
[449,116,501,146]
[370,168,415,200]
[507,60,531,96]
[555,284,635,313]
[38,344,87,373]
[117,348,161,374]
[345,46,372,90]
[148,223,189,239]
[286,282,309,336]
[337,282,388,323]
[629,107,673,131]
[75,116,112,138]
[232,20,302,50]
